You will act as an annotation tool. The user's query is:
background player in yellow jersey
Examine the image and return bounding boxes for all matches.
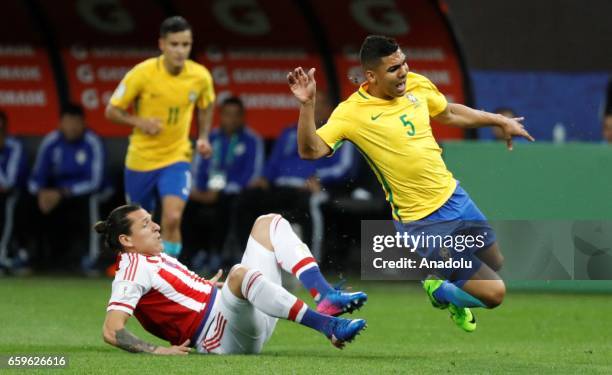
[105,16,215,258]
[287,35,534,333]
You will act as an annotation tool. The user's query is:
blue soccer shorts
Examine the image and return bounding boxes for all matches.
[124,162,192,212]
[394,181,497,283]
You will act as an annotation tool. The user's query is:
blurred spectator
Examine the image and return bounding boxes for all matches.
[229,92,356,260]
[28,103,106,274]
[0,110,29,274]
[603,113,612,143]
[182,97,264,271]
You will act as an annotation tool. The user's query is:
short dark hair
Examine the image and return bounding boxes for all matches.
[160,16,191,38]
[0,110,7,134]
[94,205,141,252]
[359,35,399,69]
[221,96,244,112]
[61,102,84,117]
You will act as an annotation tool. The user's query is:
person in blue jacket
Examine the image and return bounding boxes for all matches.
[231,92,357,260]
[28,103,106,274]
[182,96,264,271]
[0,110,29,274]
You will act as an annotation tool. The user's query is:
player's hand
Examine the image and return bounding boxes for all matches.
[497,116,535,151]
[153,339,192,355]
[136,118,162,135]
[208,268,224,288]
[196,137,213,158]
[38,189,62,214]
[287,67,316,104]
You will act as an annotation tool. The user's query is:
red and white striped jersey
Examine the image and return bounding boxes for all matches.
[107,252,217,345]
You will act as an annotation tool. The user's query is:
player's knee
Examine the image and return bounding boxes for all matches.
[250,214,278,251]
[483,281,506,308]
[227,264,249,299]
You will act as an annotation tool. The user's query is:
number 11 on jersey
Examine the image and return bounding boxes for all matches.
[167,107,179,125]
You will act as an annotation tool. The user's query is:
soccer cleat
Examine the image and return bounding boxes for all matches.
[448,304,477,332]
[422,275,449,309]
[316,289,368,317]
[327,318,367,349]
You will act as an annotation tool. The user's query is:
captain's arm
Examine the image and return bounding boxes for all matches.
[103,310,159,353]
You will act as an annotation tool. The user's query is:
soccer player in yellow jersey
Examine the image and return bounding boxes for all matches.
[287,35,534,333]
[105,16,215,258]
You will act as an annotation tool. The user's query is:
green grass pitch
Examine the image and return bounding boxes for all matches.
[1,277,611,374]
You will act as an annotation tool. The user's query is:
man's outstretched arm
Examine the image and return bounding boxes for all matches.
[433,103,535,150]
[287,67,331,160]
[102,310,190,355]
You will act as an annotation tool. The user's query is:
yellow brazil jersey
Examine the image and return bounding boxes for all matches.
[110,56,215,171]
[316,72,456,222]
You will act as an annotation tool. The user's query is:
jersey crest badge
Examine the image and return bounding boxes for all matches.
[406,92,420,107]
[188,91,197,103]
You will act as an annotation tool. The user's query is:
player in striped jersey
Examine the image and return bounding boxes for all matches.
[98,205,367,354]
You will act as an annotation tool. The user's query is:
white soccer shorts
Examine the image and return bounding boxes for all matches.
[195,235,281,354]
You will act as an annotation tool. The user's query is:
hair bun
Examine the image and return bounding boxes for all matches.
[94,220,107,234]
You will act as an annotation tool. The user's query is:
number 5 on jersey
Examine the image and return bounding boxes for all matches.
[399,114,415,136]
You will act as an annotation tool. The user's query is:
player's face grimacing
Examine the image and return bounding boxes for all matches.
[159,30,193,73]
[122,208,163,255]
[373,48,409,99]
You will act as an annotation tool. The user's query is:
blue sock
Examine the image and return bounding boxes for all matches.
[299,307,334,336]
[433,280,486,308]
[298,267,334,302]
[163,241,182,258]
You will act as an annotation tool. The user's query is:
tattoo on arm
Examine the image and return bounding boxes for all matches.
[115,328,158,353]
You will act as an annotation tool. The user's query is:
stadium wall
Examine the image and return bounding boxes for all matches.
[1,0,469,140]
[442,142,612,220]
[445,0,612,71]
[471,71,609,142]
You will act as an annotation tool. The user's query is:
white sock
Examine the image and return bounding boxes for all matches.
[268,215,318,278]
[241,268,307,322]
